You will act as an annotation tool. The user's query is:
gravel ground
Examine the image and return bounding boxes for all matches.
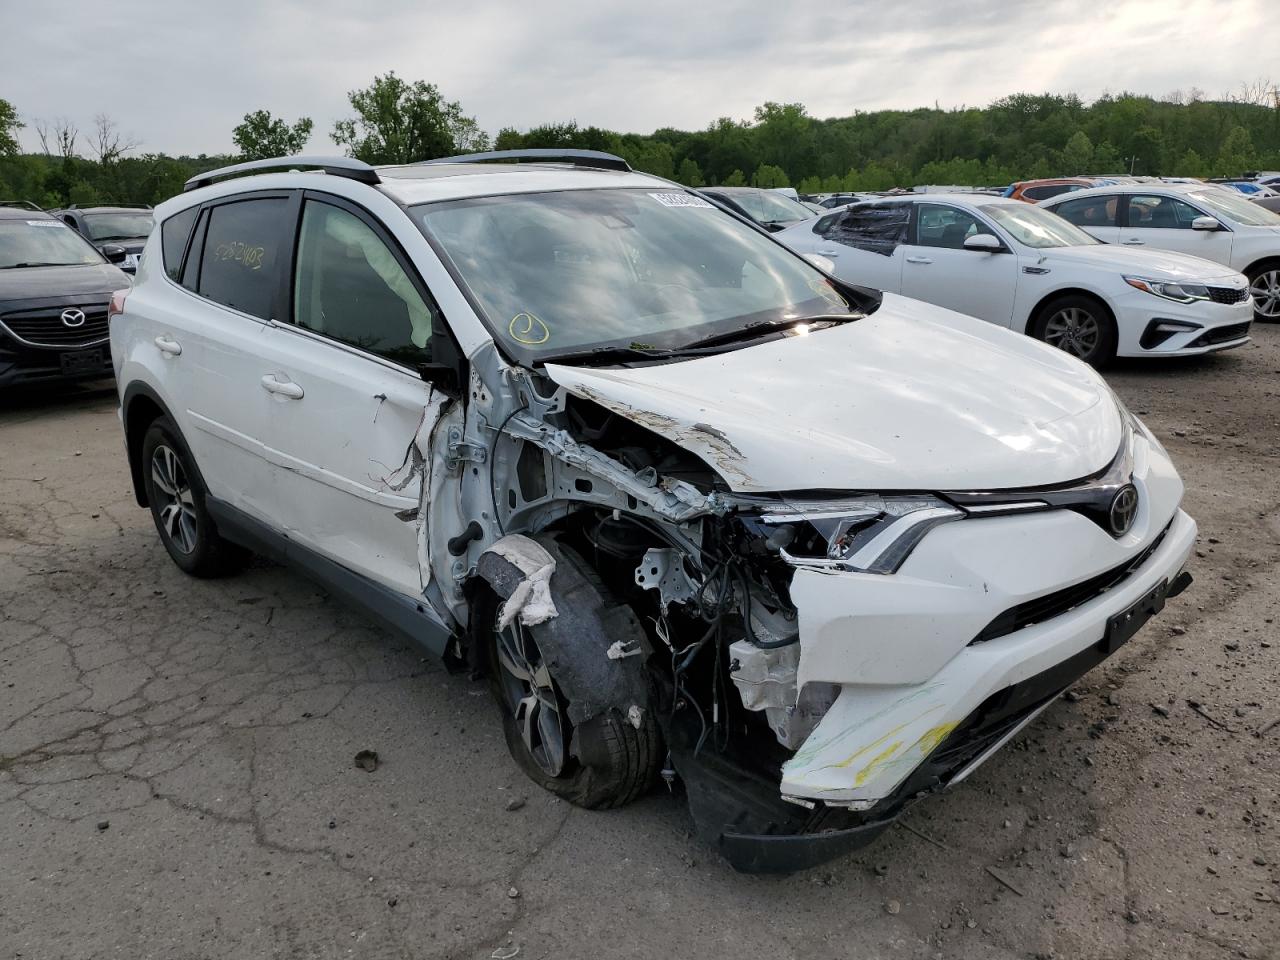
[2,328,1278,960]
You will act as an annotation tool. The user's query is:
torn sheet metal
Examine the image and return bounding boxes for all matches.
[483,534,559,628]
[505,413,717,523]
[381,389,450,594]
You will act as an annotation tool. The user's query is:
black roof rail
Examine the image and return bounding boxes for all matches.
[183,156,380,192]
[0,200,45,211]
[63,202,154,210]
[422,149,632,173]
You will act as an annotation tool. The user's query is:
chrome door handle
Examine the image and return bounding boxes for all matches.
[261,375,304,400]
[905,256,934,264]
[1122,238,1145,245]
[154,335,182,356]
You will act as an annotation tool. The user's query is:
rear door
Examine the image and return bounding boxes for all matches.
[898,203,1019,325]
[808,202,910,293]
[258,192,449,599]
[1047,193,1123,244]
[157,192,296,524]
[1117,193,1234,266]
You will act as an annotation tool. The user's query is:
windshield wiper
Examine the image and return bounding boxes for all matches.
[675,314,857,352]
[1,261,69,269]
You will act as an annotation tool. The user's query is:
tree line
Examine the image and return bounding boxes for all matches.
[3,75,1278,210]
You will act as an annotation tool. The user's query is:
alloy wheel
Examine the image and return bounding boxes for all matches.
[1044,307,1101,359]
[494,618,568,777]
[1250,269,1280,318]
[150,444,198,555]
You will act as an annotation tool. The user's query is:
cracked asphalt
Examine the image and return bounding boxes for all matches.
[3,328,1279,960]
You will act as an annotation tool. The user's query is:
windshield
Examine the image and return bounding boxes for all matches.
[728,190,816,225]
[980,203,1100,248]
[83,212,154,241]
[414,188,865,362]
[1188,190,1280,227]
[0,219,103,268]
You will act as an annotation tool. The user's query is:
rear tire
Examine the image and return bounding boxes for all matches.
[477,547,660,810]
[140,416,249,578]
[1246,261,1280,322]
[1032,294,1118,367]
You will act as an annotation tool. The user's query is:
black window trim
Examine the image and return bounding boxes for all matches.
[272,188,465,382]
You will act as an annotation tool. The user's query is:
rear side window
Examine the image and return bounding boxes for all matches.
[196,197,290,320]
[1052,195,1118,228]
[818,203,910,256]
[292,200,436,365]
[161,207,199,281]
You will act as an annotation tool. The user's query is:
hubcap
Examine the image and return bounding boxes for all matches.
[1250,269,1280,318]
[1044,307,1101,358]
[494,619,568,777]
[150,444,198,554]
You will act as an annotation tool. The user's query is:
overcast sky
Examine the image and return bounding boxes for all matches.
[2,0,1271,156]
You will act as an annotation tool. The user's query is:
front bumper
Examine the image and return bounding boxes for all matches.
[1112,285,1253,356]
[0,337,114,387]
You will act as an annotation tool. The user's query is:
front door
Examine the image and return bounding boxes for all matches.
[899,203,1019,326]
[255,194,453,600]
[1117,193,1234,266]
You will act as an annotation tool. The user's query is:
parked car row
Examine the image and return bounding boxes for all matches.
[108,150,1198,872]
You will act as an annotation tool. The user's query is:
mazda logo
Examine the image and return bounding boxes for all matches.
[60,308,86,328]
[1109,484,1139,537]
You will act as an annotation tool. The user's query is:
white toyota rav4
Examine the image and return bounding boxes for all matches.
[110,151,1196,872]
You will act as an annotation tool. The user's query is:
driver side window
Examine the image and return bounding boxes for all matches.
[292,200,436,366]
[914,203,996,249]
[1126,195,1201,230]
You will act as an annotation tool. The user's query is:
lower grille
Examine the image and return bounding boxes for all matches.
[1207,285,1249,305]
[969,519,1171,645]
[1190,320,1251,347]
[0,306,110,348]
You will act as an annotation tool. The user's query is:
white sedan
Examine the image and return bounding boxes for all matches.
[1040,182,1280,320]
[775,194,1253,365]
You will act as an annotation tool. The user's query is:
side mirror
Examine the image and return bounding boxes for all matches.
[804,253,836,273]
[963,233,1003,252]
[1191,215,1221,231]
[417,361,461,399]
[100,243,128,264]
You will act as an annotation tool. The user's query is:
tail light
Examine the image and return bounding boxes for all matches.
[108,287,130,321]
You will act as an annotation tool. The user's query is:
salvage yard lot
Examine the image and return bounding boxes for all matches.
[2,331,1278,960]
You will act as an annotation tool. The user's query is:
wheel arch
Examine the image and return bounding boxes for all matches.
[1025,286,1117,336]
[121,381,184,508]
[1241,255,1280,279]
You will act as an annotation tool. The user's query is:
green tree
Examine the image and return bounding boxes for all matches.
[1060,131,1094,173]
[1176,148,1209,177]
[1214,126,1257,177]
[0,98,23,156]
[751,163,789,188]
[232,110,314,160]
[332,73,488,164]
[721,169,747,186]
[676,157,704,186]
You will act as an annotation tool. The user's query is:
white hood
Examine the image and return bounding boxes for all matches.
[1043,243,1244,283]
[545,294,1123,493]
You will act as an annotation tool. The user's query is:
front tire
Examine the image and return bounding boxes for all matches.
[477,549,660,810]
[1032,294,1118,366]
[1246,262,1280,322]
[140,417,249,578]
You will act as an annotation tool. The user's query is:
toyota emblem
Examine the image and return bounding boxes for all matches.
[60,308,86,328]
[1109,484,1139,537]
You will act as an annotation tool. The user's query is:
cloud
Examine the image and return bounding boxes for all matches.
[0,0,1268,156]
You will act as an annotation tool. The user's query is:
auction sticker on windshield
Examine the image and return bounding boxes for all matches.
[649,193,714,208]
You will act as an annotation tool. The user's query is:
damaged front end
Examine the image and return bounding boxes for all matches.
[444,344,1193,874]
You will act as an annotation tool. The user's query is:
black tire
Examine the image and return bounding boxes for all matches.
[1031,293,1118,367]
[1245,261,1280,322]
[477,548,660,810]
[140,416,249,578]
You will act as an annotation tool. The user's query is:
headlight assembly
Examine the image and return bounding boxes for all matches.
[1124,276,1211,304]
[753,495,964,575]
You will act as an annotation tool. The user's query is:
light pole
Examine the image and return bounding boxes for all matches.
[1126,156,1139,175]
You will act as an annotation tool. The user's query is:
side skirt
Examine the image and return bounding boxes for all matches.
[206,497,453,660]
